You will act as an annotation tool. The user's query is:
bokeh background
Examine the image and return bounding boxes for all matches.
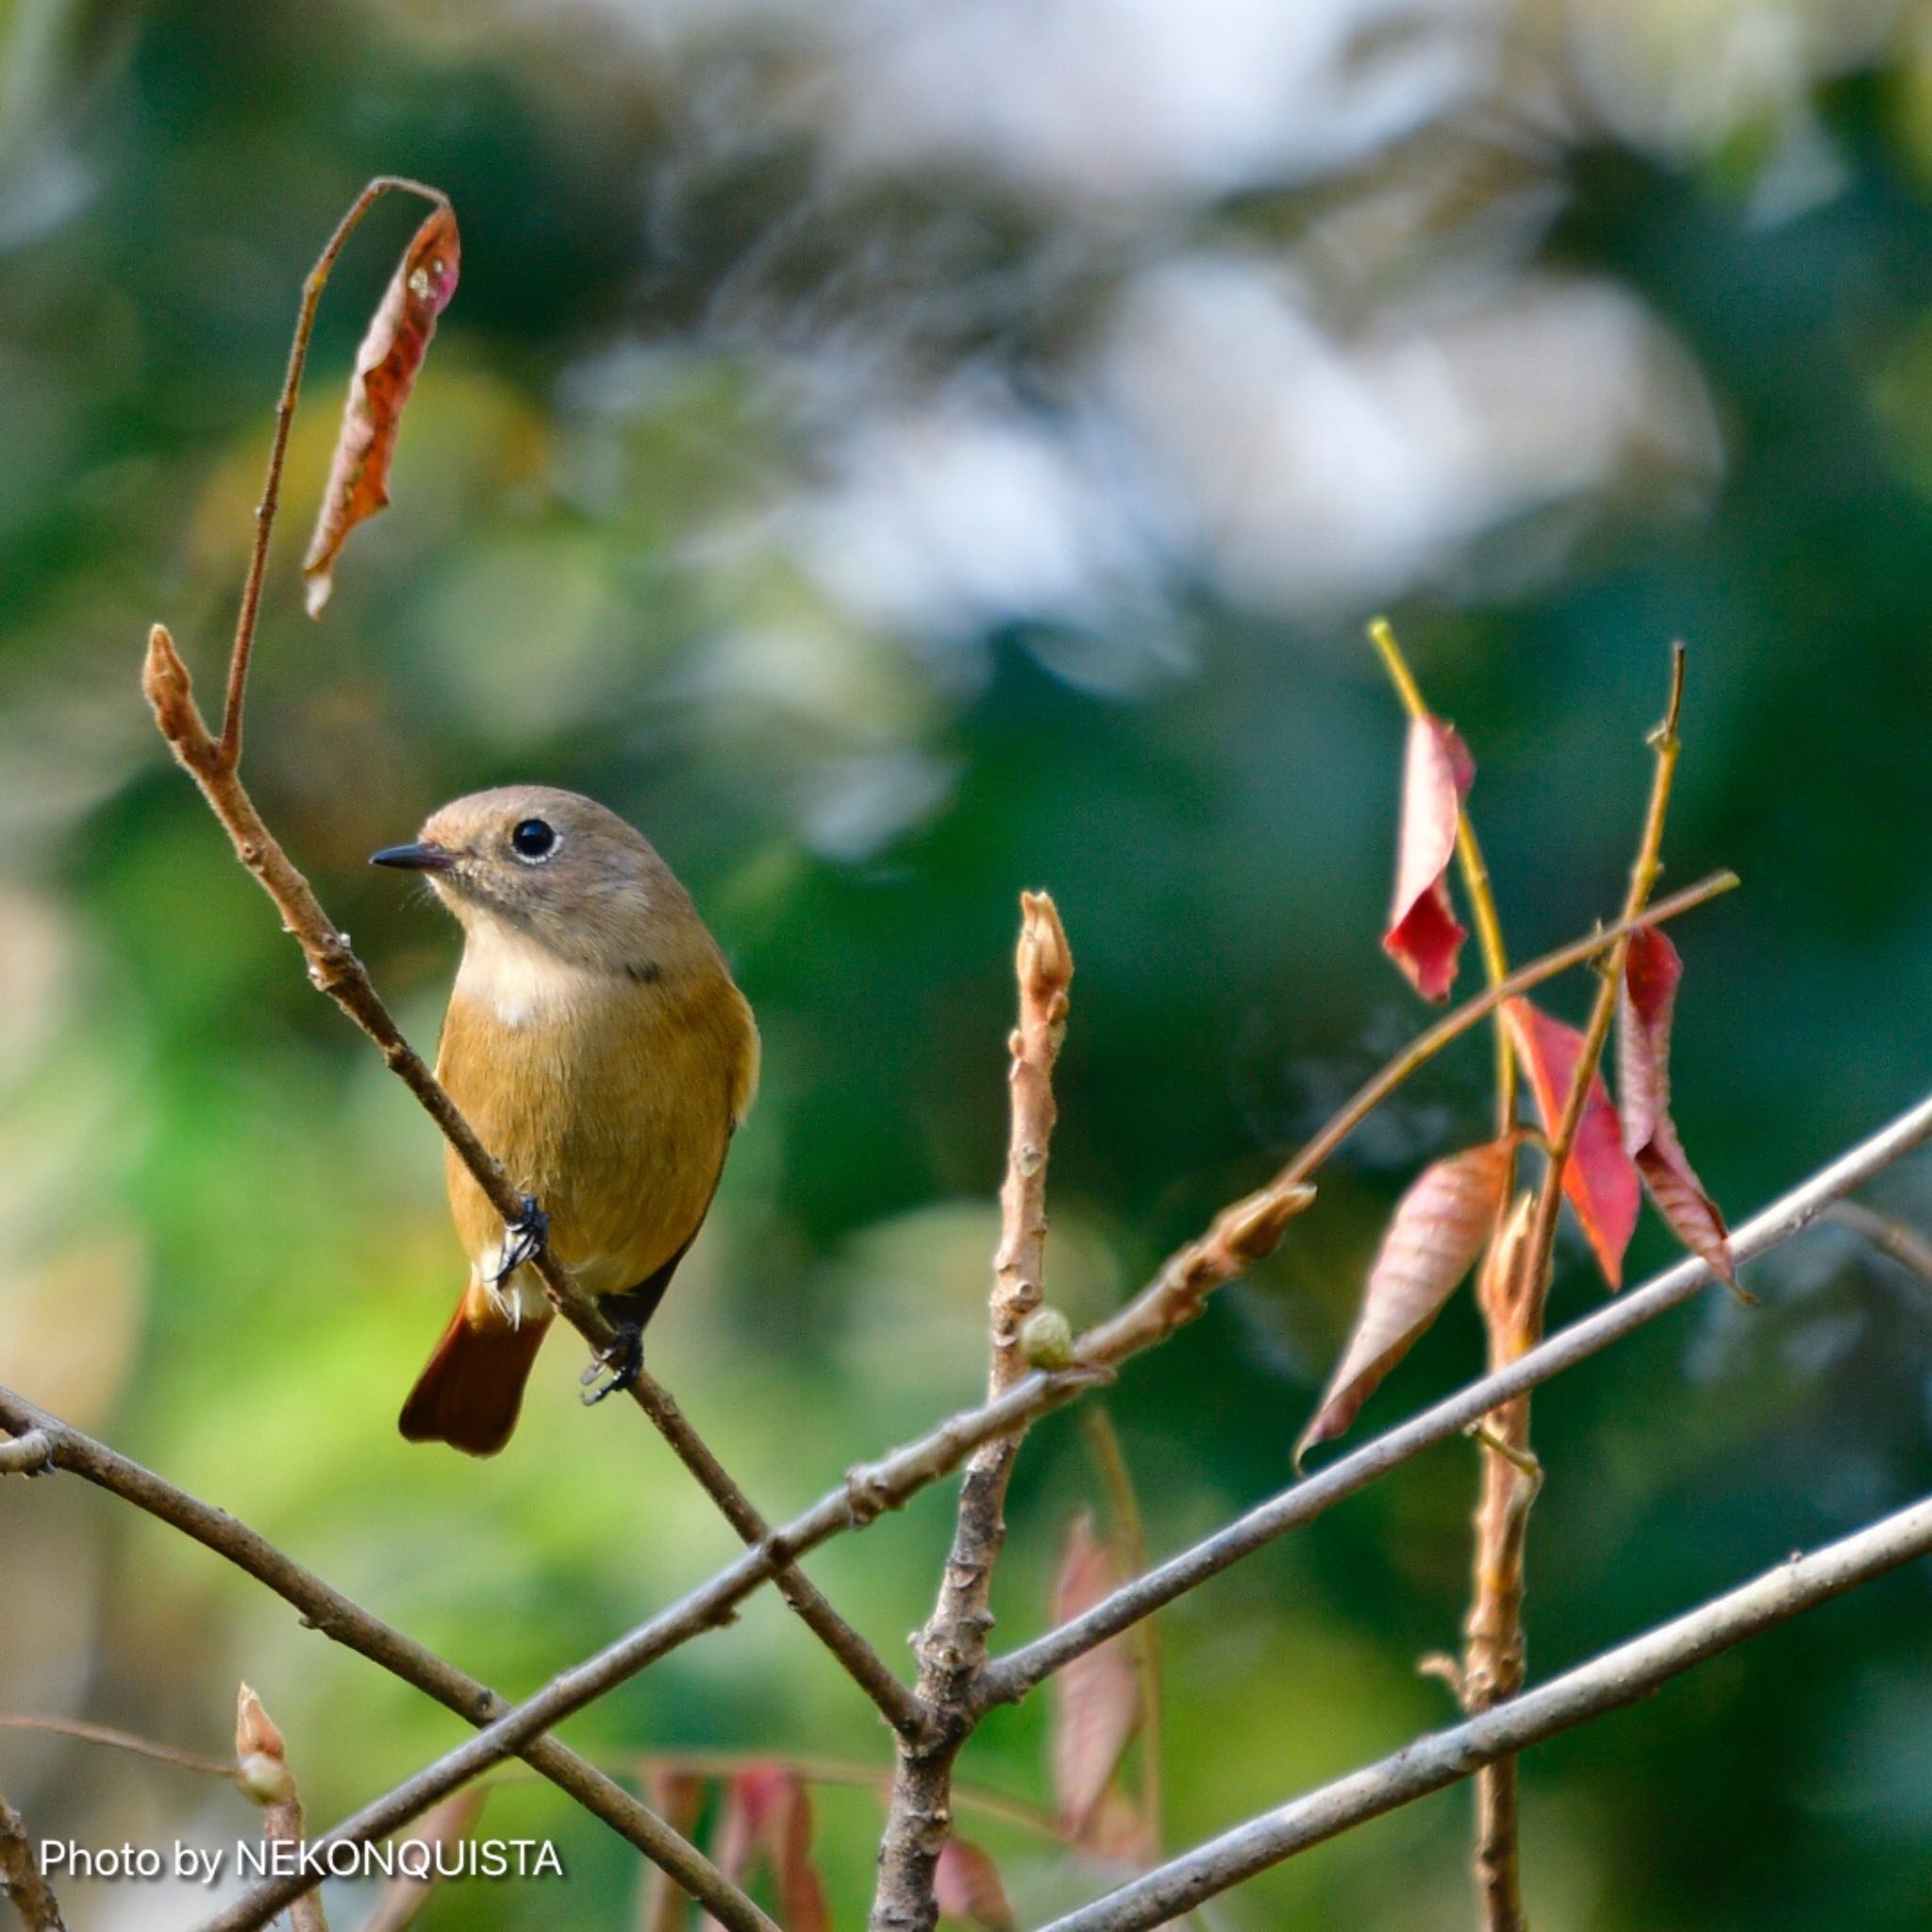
[2,0,1929,1926]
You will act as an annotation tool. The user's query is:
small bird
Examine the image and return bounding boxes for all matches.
[372,786,758,1456]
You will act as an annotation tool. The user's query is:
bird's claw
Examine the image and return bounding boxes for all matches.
[581,1324,644,1405]
[491,1194,549,1288]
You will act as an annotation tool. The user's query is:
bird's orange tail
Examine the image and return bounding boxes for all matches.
[399,1292,549,1457]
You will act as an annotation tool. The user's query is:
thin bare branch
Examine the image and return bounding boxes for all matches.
[978,1084,1932,1707]
[193,881,1767,1932]
[220,175,447,764]
[0,1798,64,1932]
[148,173,915,1737]
[1074,871,1734,1371]
[1829,1201,1932,1282]
[0,1714,234,1778]
[1465,644,1685,1927]
[0,1387,765,1930]
[1036,1490,1932,1932]
[874,892,1073,1930]
[145,622,913,1734]
[235,1686,327,1932]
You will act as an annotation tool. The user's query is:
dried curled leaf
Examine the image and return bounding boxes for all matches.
[1383,715,1475,1001]
[706,1767,830,1932]
[1296,1139,1512,1465]
[1504,997,1640,1289]
[1050,1511,1141,1840]
[1618,925,1739,1290]
[935,1838,1017,1931]
[303,201,461,617]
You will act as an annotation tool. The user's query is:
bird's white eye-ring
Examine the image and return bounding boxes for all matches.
[509,818,558,863]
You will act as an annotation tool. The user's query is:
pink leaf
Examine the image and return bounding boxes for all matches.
[1296,1139,1512,1464]
[705,1768,831,1932]
[1050,1512,1141,1840]
[1504,998,1640,1289]
[1617,926,1737,1288]
[1383,716,1474,1002]
[303,201,461,617]
[935,1839,1017,1931]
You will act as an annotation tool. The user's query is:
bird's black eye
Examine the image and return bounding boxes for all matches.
[509,818,557,861]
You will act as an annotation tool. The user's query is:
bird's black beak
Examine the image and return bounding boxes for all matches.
[370,841,457,874]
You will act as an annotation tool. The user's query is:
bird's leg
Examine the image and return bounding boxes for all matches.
[580,1324,644,1405]
[492,1194,549,1287]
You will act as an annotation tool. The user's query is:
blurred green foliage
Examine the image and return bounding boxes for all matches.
[1,1,1928,1927]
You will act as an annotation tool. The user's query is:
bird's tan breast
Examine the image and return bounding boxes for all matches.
[437,943,755,1301]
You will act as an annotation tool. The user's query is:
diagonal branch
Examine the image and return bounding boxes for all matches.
[0,1796,65,1932]
[1072,873,1733,1372]
[148,622,914,1734]
[219,175,446,764]
[1035,1490,1932,1932]
[195,878,1762,1932]
[0,1387,769,1932]
[144,169,917,1738]
[977,1084,1932,1707]
[872,893,1073,1931]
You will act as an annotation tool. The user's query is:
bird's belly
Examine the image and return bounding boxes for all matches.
[439,985,732,1303]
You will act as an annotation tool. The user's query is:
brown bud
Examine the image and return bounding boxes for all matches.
[234,1684,294,1807]
[1218,1181,1318,1263]
[1017,891,1073,1003]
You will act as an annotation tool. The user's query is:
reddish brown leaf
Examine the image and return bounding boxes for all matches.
[934,1838,1017,1931]
[1296,1139,1512,1465]
[1050,1511,1141,1840]
[1383,715,1475,1001]
[1617,925,1736,1287]
[303,201,461,617]
[1504,997,1640,1288]
[1078,1782,1158,1866]
[705,1767,831,1932]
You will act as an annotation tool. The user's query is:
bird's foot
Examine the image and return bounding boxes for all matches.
[491,1195,549,1288]
[581,1323,644,1406]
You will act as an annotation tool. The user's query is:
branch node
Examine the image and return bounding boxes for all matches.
[0,1430,55,1477]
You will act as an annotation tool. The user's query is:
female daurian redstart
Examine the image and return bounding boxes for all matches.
[372,786,758,1457]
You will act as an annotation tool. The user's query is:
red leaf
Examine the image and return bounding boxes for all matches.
[1296,1139,1512,1464]
[935,1839,1017,1931]
[1504,998,1640,1289]
[1383,715,1474,1002]
[1050,1512,1141,1840]
[1617,926,1737,1287]
[303,201,461,617]
[705,1767,830,1932]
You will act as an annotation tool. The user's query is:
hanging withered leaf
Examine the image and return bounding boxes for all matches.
[302,200,461,618]
[934,1838,1018,1931]
[1617,925,1743,1295]
[1295,1138,1512,1467]
[1504,997,1640,1289]
[705,1766,831,1932]
[1383,715,1475,1001]
[1049,1511,1142,1842]
[358,1789,487,1932]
